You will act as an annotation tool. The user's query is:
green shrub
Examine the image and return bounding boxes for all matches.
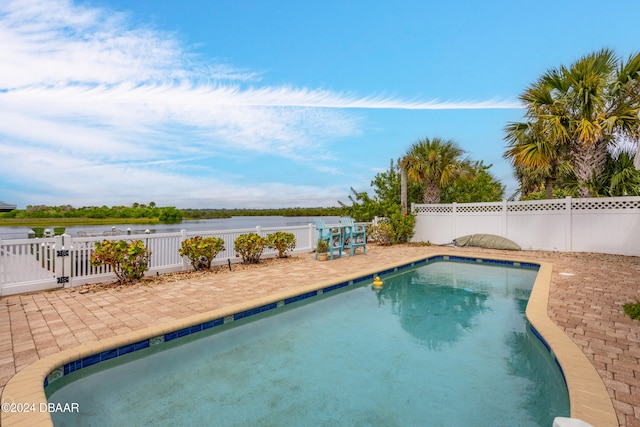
[366,210,416,245]
[623,298,640,320]
[0,209,18,218]
[389,211,416,244]
[367,223,395,246]
[179,236,225,270]
[91,239,151,284]
[266,231,296,258]
[234,233,267,264]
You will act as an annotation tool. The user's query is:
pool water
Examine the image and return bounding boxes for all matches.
[47,261,569,426]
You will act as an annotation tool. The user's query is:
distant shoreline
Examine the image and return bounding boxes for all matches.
[0,218,163,227]
[0,215,339,240]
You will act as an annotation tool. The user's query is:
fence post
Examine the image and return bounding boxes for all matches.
[0,239,4,285]
[309,223,315,252]
[54,234,72,288]
[502,199,508,237]
[180,230,189,271]
[565,196,572,252]
[451,202,457,240]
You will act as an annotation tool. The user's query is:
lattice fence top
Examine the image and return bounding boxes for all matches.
[507,201,567,212]
[413,205,453,214]
[413,196,640,214]
[572,198,640,211]
[457,204,503,213]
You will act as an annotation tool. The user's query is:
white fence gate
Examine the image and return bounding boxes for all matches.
[412,196,640,256]
[0,225,318,297]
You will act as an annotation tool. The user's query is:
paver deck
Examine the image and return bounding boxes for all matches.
[1,244,639,426]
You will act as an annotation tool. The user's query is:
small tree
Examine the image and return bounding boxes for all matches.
[179,236,225,270]
[91,239,151,284]
[234,233,267,264]
[266,231,296,258]
[400,137,472,203]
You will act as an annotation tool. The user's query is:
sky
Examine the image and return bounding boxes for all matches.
[1,0,639,209]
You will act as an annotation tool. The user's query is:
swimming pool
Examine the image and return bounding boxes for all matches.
[46,259,569,426]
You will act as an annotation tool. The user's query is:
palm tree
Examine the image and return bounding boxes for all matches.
[605,151,640,196]
[509,49,640,197]
[400,137,470,203]
[511,164,547,198]
[562,50,617,195]
[504,121,566,198]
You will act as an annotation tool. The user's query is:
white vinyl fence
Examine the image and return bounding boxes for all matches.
[412,196,640,256]
[0,225,318,297]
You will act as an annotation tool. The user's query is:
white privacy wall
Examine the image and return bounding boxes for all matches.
[412,196,640,256]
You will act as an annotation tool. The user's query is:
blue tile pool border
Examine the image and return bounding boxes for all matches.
[43,255,542,389]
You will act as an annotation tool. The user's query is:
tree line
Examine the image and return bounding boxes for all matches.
[0,203,345,222]
[182,207,345,219]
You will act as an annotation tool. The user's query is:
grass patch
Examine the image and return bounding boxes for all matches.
[623,298,640,320]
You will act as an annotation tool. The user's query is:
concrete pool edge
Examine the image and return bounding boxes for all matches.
[525,262,618,427]
[0,251,617,427]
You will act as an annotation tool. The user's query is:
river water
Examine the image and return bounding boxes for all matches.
[0,216,339,240]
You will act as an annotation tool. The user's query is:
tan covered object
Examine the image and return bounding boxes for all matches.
[453,234,521,251]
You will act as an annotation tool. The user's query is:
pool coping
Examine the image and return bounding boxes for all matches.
[1,252,618,427]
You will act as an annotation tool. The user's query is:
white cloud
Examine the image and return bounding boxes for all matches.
[0,0,521,208]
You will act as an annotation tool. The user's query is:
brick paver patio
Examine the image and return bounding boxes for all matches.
[1,244,639,426]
